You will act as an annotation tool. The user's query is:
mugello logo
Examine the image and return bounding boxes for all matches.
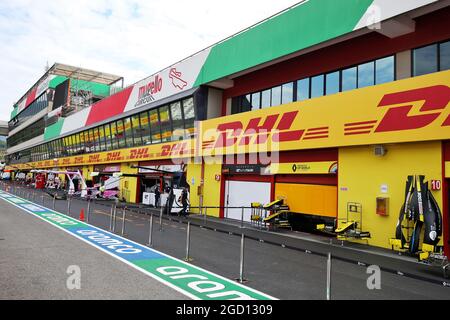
[135,75,163,107]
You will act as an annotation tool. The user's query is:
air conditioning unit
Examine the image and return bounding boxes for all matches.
[374,145,387,156]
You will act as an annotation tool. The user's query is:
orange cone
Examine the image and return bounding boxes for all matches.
[79,208,85,221]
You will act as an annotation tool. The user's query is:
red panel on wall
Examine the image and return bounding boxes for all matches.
[24,88,37,109]
[85,86,133,126]
[443,140,450,161]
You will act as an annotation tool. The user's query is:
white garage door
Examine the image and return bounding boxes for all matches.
[224,180,271,222]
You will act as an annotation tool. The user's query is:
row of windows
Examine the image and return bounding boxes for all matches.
[232,55,395,114]
[9,93,49,130]
[8,97,196,163]
[413,40,450,76]
[7,118,45,148]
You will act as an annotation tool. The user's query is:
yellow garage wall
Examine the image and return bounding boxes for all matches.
[119,163,138,203]
[187,161,222,217]
[275,183,337,218]
[338,141,443,249]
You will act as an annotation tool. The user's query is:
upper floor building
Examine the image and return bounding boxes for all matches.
[5,0,450,166]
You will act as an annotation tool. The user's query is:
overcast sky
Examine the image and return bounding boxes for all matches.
[0,0,300,121]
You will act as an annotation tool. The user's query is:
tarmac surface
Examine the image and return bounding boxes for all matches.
[0,197,186,300]
[2,183,450,300]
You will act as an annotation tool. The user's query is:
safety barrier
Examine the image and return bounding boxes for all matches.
[1,180,449,298]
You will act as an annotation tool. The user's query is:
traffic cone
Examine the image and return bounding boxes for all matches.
[79,208,85,221]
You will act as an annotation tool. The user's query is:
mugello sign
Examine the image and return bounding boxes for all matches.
[0,190,275,300]
[201,70,450,156]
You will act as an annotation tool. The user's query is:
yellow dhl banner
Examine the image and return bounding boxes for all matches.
[200,70,450,156]
[263,161,338,175]
[8,140,194,170]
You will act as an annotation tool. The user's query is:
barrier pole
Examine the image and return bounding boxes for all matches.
[240,207,244,228]
[239,233,245,283]
[147,214,154,247]
[109,204,114,231]
[42,194,45,206]
[67,195,72,216]
[204,207,207,225]
[121,206,127,236]
[52,193,56,210]
[86,198,91,223]
[112,205,117,233]
[185,222,191,262]
[159,205,163,231]
[327,253,332,300]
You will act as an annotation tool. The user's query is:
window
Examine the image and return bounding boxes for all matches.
[297,78,310,101]
[311,75,324,98]
[159,106,171,142]
[375,56,394,84]
[130,114,142,147]
[124,117,134,148]
[104,124,112,150]
[97,126,106,151]
[170,102,184,141]
[413,44,438,76]
[358,61,375,88]
[439,40,450,71]
[261,89,271,108]
[139,112,152,145]
[342,67,357,92]
[251,92,260,110]
[183,98,195,138]
[282,83,294,104]
[149,109,161,143]
[271,86,282,106]
[326,71,340,95]
[115,120,126,149]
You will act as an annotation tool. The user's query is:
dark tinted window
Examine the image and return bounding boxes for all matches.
[413,44,438,76]
[440,41,450,71]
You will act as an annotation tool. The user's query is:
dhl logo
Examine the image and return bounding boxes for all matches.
[129,148,150,160]
[161,142,190,157]
[345,85,450,135]
[107,152,123,161]
[62,159,71,165]
[89,154,101,163]
[204,111,305,149]
[74,157,84,164]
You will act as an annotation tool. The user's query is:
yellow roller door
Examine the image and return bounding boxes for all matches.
[275,183,337,218]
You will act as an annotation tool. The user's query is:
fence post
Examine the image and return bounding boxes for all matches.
[109,204,114,231]
[121,206,127,236]
[185,222,191,262]
[147,214,154,247]
[159,205,163,231]
[86,198,91,223]
[239,233,245,283]
[327,253,332,301]
[67,195,72,216]
[112,205,117,233]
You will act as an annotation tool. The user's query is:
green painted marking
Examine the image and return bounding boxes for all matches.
[194,0,373,86]
[134,258,272,300]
